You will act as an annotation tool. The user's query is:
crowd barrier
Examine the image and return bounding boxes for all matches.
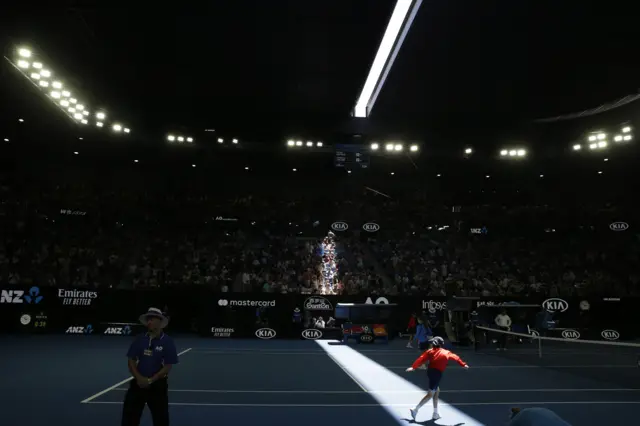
[0,286,634,342]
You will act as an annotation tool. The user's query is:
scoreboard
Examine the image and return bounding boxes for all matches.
[334,144,370,169]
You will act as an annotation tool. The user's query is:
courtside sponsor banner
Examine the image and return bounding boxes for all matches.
[255,328,276,339]
[211,327,234,337]
[218,299,276,307]
[542,298,569,313]
[601,329,620,340]
[301,329,322,339]
[304,296,333,310]
[57,289,98,306]
[561,329,580,340]
[422,299,447,312]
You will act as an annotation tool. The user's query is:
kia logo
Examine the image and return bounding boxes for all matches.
[601,329,620,341]
[362,223,380,232]
[561,329,580,340]
[255,328,276,339]
[331,222,348,231]
[610,222,629,231]
[302,329,323,340]
[542,298,569,313]
[360,334,374,343]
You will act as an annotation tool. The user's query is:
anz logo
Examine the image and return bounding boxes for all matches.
[331,222,348,232]
[561,329,580,340]
[104,326,132,336]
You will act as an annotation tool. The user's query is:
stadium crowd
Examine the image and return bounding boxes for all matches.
[1,167,638,297]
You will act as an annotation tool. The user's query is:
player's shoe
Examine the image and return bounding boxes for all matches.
[410,409,417,421]
[407,343,413,348]
[432,412,441,420]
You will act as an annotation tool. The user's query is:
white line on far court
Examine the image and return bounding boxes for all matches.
[111,387,640,394]
[83,401,640,407]
[80,348,192,403]
[385,365,638,369]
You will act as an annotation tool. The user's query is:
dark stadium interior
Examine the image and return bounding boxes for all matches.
[1,2,640,426]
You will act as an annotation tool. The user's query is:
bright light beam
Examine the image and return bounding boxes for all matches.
[353,0,422,118]
[315,340,486,425]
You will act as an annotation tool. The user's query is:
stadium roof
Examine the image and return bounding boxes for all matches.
[2,2,640,159]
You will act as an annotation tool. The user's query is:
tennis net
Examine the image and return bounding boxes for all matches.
[474,325,640,388]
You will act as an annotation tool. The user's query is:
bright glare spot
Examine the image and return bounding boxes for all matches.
[18,119,24,123]
[508,150,517,156]
[604,158,609,162]
[62,91,71,97]
[52,81,63,89]
[32,62,42,69]
[385,143,394,151]
[598,171,603,174]
[69,98,77,104]
[390,172,395,175]
[589,143,597,150]
[573,144,581,150]
[113,124,122,132]
[167,135,176,141]
[192,164,196,168]
[597,133,606,140]
[623,135,632,141]
[124,128,130,133]
[39,80,49,87]
[245,167,249,170]
[68,108,76,113]
[347,170,352,174]
[588,135,597,142]
[17,60,29,69]
[217,138,223,143]
[232,138,238,144]
[500,150,508,156]
[18,48,31,58]
[295,141,303,146]
[177,137,185,142]
[371,143,379,150]
[410,145,418,152]
[96,122,104,127]
[316,142,323,147]
[60,100,69,107]
[81,119,88,124]
[134,160,139,163]
[465,148,473,154]
[40,70,51,78]
[73,151,79,155]
[186,137,193,142]
[394,144,403,151]
[82,111,89,116]
[96,112,106,120]
[292,168,297,172]
[76,104,84,110]
[597,141,607,148]
[486,175,490,178]
[30,73,40,79]
[436,174,441,177]
[622,126,631,133]
[539,174,544,178]
[517,149,526,157]
[287,140,295,146]
[3,138,9,142]
[50,91,61,99]
[73,113,83,120]
[306,141,313,147]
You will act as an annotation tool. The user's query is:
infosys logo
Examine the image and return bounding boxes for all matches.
[218,299,276,307]
[542,298,569,313]
[301,329,322,339]
[255,328,276,339]
[422,300,447,313]
[304,297,333,311]
[601,329,620,341]
[561,329,580,340]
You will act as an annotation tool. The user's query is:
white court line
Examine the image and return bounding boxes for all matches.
[111,387,640,394]
[385,365,638,369]
[190,347,408,353]
[82,401,640,407]
[80,348,192,403]
[192,350,414,356]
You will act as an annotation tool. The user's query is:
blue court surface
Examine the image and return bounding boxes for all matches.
[1,336,639,425]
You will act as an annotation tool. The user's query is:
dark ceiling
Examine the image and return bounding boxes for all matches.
[1,1,639,143]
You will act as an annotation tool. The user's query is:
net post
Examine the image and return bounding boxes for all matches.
[537,334,542,358]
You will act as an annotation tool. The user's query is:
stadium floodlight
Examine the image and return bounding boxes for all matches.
[50,91,61,99]
[96,122,104,127]
[62,90,71,97]
[69,98,77,104]
[500,147,526,158]
[316,142,323,147]
[371,143,379,150]
[353,0,422,118]
[232,138,238,144]
[517,149,526,157]
[96,112,106,120]
[186,137,193,142]
[112,124,122,132]
[385,143,394,151]
[18,48,31,58]
[573,144,582,151]
[306,141,313,147]
[17,60,29,69]
[623,134,632,141]
[76,104,84,110]
[410,144,418,152]
[464,148,473,154]
[32,62,42,69]
[622,126,632,133]
[167,135,176,141]
[39,80,49,87]
[60,100,69,107]
[500,149,508,156]
[589,143,597,150]
[217,138,223,143]
[40,69,51,78]
[73,113,83,120]
[82,110,89,116]
[177,137,184,142]
[30,73,40,79]
[81,119,88,124]
[394,144,403,151]
[52,81,63,89]
[287,140,295,146]
[295,141,303,146]
[597,141,607,148]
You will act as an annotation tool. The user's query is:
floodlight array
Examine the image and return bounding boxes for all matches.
[573,125,632,152]
[499,148,527,158]
[10,46,130,134]
[286,140,323,148]
[371,142,419,153]
[167,134,194,143]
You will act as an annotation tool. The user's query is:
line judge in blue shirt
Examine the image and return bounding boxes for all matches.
[122,307,179,426]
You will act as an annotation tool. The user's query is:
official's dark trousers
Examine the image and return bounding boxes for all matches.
[498,326,509,349]
[121,378,169,426]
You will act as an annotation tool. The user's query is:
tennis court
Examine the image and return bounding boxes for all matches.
[1,334,639,425]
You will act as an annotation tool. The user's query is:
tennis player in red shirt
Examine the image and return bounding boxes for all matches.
[405,336,469,421]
